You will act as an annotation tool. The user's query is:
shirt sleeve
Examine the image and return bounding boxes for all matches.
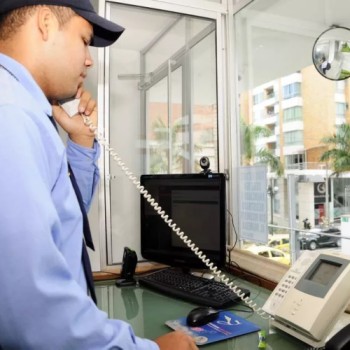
[66,138,100,212]
[0,107,159,350]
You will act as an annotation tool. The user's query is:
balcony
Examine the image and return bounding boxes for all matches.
[255,113,278,126]
[281,97,303,109]
[285,162,326,170]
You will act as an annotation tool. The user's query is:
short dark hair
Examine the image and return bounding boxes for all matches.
[0,5,75,41]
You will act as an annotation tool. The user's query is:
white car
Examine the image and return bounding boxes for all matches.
[246,245,290,265]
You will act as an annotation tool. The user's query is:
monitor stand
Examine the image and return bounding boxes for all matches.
[189,269,218,281]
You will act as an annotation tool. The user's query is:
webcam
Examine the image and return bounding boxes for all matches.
[199,156,211,175]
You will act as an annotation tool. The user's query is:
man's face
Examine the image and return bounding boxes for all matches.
[42,13,94,100]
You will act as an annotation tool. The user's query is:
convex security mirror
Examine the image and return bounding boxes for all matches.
[312,26,350,81]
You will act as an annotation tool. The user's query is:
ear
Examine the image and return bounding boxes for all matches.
[36,6,58,41]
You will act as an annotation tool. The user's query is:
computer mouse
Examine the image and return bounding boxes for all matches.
[186,306,220,327]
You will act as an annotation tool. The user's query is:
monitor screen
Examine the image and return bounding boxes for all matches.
[140,173,226,269]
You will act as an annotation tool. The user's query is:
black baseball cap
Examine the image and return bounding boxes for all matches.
[0,0,125,47]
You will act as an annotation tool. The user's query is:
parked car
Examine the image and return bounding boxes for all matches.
[268,234,290,253]
[299,227,341,250]
[246,245,290,265]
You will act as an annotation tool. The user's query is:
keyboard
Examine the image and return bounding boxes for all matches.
[137,268,250,309]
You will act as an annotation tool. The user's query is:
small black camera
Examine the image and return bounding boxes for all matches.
[199,156,211,175]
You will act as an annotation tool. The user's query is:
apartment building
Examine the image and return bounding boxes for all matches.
[241,66,350,228]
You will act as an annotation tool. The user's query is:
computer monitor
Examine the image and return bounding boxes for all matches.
[140,173,226,270]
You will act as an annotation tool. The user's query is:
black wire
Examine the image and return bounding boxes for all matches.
[226,209,238,270]
[226,304,255,315]
[227,209,238,249]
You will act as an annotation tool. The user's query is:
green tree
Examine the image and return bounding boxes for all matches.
[320,123,350,175]
[241,119,284,176]
[257,148,284,176]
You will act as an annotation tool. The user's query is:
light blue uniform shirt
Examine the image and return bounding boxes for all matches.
[0,54,158,350]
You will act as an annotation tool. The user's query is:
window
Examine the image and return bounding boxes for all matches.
[285,154,305,169]
[253,92,263,105]
[283,83,301,99]
[284,131,303,145]
[270,250,284,258]
[283,107,302,122]
[336,102,346,116]
[233,0,348,271]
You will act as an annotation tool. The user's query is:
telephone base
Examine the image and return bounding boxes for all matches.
[270,312,350,348]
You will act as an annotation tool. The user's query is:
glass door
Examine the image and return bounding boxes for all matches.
[104,3,219,264]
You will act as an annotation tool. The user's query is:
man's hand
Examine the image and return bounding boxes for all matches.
[154,331,198,350]
[52,87,97,148]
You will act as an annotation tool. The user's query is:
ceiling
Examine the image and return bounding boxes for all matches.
[94,0,350,89]
[236,0,350,88]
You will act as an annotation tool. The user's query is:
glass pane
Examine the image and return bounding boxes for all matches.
[143,15,217,174]
[234,0,350,265]
[107,4,218,263]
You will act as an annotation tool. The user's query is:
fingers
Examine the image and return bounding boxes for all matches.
[76,89,96,116]
[154,331,198,350]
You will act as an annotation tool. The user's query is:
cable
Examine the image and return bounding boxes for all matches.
[227,209,238,250]
[82,114,271,320]
[226,209,238,270]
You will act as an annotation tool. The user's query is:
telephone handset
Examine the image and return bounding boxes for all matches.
[59,98,268,317]
[60,98,81,118]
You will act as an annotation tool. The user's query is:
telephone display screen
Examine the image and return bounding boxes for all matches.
[308,261,341,286]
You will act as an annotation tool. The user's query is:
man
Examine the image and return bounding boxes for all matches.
[0,1,198,349]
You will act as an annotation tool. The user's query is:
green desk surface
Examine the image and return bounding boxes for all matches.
[95,279,312,349]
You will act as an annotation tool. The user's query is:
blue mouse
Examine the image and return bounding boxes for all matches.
[186,306,220,327]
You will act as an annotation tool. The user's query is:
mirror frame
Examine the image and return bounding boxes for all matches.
[312,25,350,81]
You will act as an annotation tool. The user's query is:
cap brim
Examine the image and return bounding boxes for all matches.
[74,9,124,47]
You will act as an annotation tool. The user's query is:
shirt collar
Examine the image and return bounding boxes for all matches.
[0,53,52,117]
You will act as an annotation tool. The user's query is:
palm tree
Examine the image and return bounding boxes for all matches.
[241,119,284,176]
[320,123,350,175]
[257,148,284,176]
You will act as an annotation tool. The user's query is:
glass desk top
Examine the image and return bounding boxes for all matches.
[95,279,312,349]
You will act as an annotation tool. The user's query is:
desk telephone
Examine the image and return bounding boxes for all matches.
[61,99,350,349]
[263,250,350,348]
